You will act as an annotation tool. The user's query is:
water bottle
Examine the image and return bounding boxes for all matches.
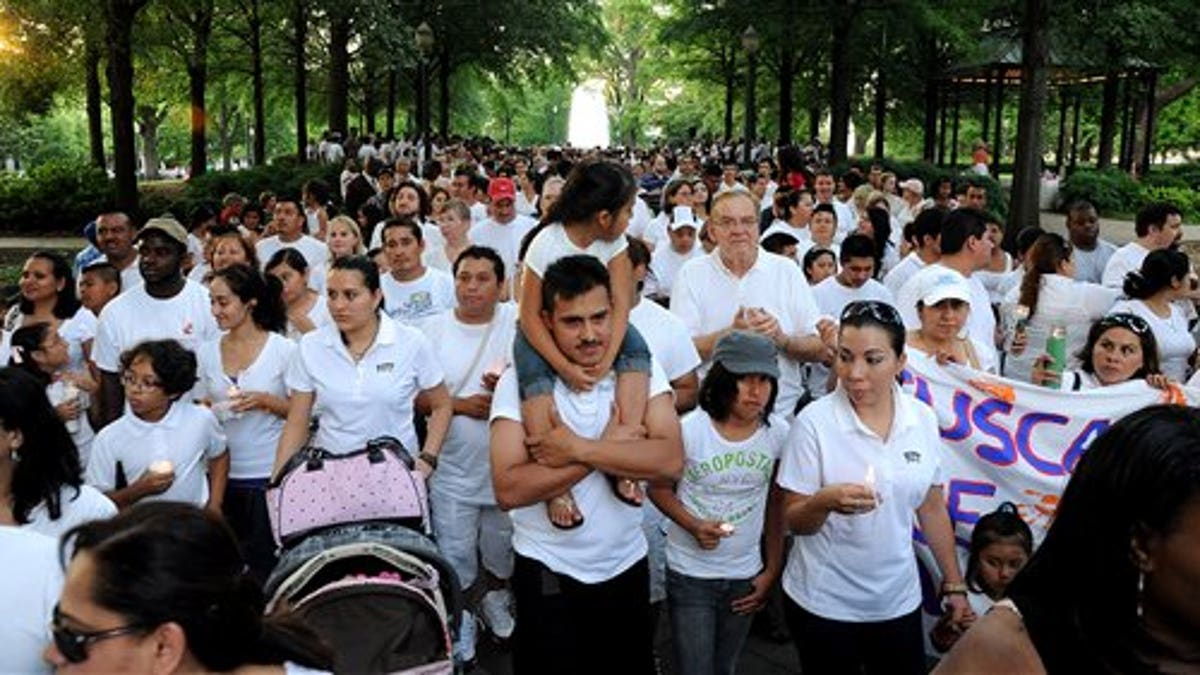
[1043,325,1067,388]
[62,381,81,434]
[1007,304,1030,351]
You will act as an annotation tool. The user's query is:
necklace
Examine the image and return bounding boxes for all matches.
[344,323,380,362]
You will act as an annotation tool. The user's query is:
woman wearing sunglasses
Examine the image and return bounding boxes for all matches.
[45,502,331,672]
[1032,313,1169,391]
[777,300,969,675]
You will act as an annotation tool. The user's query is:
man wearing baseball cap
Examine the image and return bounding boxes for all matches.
[92,216,219,426]
[468,176,538,284]
[898,178,929,227]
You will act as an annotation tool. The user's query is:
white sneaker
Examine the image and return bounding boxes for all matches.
[453,610,476,665]
[479,589,516,640]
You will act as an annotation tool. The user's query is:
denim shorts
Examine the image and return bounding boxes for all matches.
[512,322,652,400]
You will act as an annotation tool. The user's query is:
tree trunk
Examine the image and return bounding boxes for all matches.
[828,3,855,165]
[137,106,164,181]
[438,48,450,139]
[723,50,736,143]
[1007,0,1049,251]
[85,37,106,170]
[188,63,207,178]
[363,78,376,134]
[248,0,265,165]
[386,68,396,139]
[1096,70,1119,170]
[921,40,939,162]
[293,0,307,162]
[1133,76,1198,170]
[103,0,146,213]
[777,17,796,145]
[327,9,351,137]
[217,100,234,171]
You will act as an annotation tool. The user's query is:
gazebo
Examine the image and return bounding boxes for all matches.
[934,32,1162,176]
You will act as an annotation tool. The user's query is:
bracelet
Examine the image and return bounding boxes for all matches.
[940,582,968,597]
[417,451,439,470]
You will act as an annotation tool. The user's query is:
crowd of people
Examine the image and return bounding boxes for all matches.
[0,140,1197,675]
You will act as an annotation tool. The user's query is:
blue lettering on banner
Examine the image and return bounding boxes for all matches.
[1062,419,1111,473]
[973,398,1016,466]
[941,390,974,441]
[1014,412,1069,476]
[947,479,996,528]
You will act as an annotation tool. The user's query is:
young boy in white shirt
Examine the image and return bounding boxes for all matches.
[87,339,227,510]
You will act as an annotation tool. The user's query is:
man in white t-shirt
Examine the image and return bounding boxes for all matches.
[813,234,896,318]
[490,255,683,674]
[671,191,833,415]
[468,177,538,281]
[896,208,998,372]
[628,237,701,411]
[424,246,518,655]
[813,171,857,243]
[93,218,220,426]
[94,211,141,293]
[1101,202,1182,288]
[379,218,455,326]
[452,167,488,223]
[1064,201,1117,285]
[255,195,328,291]
[0,527,61,674]
[883,207,943,295]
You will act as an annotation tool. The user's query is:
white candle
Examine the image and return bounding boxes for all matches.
[149,460,174,475]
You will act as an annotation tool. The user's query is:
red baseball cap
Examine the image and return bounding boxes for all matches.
[488,177,517,202]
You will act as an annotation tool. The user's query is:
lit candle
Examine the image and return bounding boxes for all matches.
[149,460,174,475]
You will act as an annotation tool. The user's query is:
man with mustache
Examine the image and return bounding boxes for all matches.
[490,254,684,674]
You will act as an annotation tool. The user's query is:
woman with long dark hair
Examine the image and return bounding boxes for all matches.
[937,405,1200,673]
[46,502,332,672]
[0,367,114,539]
[1110,249,1196,382]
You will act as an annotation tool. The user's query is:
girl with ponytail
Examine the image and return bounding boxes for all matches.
[1110,248,1196,382]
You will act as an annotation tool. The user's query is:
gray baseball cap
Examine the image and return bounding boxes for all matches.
[712,330,779,379]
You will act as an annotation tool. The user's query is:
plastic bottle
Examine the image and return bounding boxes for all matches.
[62,381,80,434]
[1044,325,1067,388]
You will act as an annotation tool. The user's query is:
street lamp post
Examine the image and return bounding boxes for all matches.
[415,22,435,174]
[742,25,760,166]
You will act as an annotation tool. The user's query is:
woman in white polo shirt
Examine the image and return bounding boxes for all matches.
[275,256,452,477]
[777,300,969,675]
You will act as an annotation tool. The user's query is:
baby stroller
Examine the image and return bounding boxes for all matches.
[266,438,463,674]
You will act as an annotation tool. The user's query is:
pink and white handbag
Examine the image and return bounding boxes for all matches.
[266,436,429,547]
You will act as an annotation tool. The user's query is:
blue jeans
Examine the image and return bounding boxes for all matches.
[666,568,756,675]
[513,323,652,400]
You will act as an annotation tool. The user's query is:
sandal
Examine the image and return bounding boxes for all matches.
[608,476,644,508]
[547,494,584,530]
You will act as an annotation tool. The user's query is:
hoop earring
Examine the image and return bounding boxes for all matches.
[1136,569,1145,619]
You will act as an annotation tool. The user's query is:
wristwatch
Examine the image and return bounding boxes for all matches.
[940,581,968,597]
[417,451,439,470]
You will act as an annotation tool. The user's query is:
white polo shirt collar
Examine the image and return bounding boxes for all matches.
[317,312,397,362]
[829,383,919,443]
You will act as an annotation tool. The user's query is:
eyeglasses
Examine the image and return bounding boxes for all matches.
[120,373,163,391]
[51,604,147,664]
[1098,312,1151,336]
[841,300,904,328]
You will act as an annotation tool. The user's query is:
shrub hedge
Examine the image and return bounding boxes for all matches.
[0,159,342,234]
[1058,164,1200,222]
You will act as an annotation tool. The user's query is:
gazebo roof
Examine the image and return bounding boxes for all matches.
[943,31,1159,86]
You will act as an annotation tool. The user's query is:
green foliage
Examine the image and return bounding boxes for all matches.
[141,161,343,221]
[1141,186,1200,223]
[1057,168,1146,215]
[0,161,114,232]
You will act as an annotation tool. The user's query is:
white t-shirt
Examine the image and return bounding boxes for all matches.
[489,361,671,584]
[630,300,701,383]
[381,268,456,326]
[0,527,61,675]
[1110,299,1196,382]
[665,411,788,579]
[812,276,895,319]
[467,215,539,280]
[648,242,702,299]
[1000,274,1119,383]
[86,402,227,507]
[46,379,95,467]
[896,264,998,373]
[1071,239,1118,285]
[23,484,117,540]
[92,279,219,373]
[424,304,518,503]
[196,333,296,480]
[523,223,629,279]
[287,317,444,455]
[671,251,821,414]
[94,254,142,294]
[777,384,943,622]
[1101,241,1151,289]
[882,252,928,296]
[759,221,813,252]
[286,294,333,342]
[470,202,488,224]
[256,235,330,276]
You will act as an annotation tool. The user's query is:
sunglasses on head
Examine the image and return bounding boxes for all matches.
[1099,313,1151,336]
[51,604,147,664]
[841,300,904,328]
